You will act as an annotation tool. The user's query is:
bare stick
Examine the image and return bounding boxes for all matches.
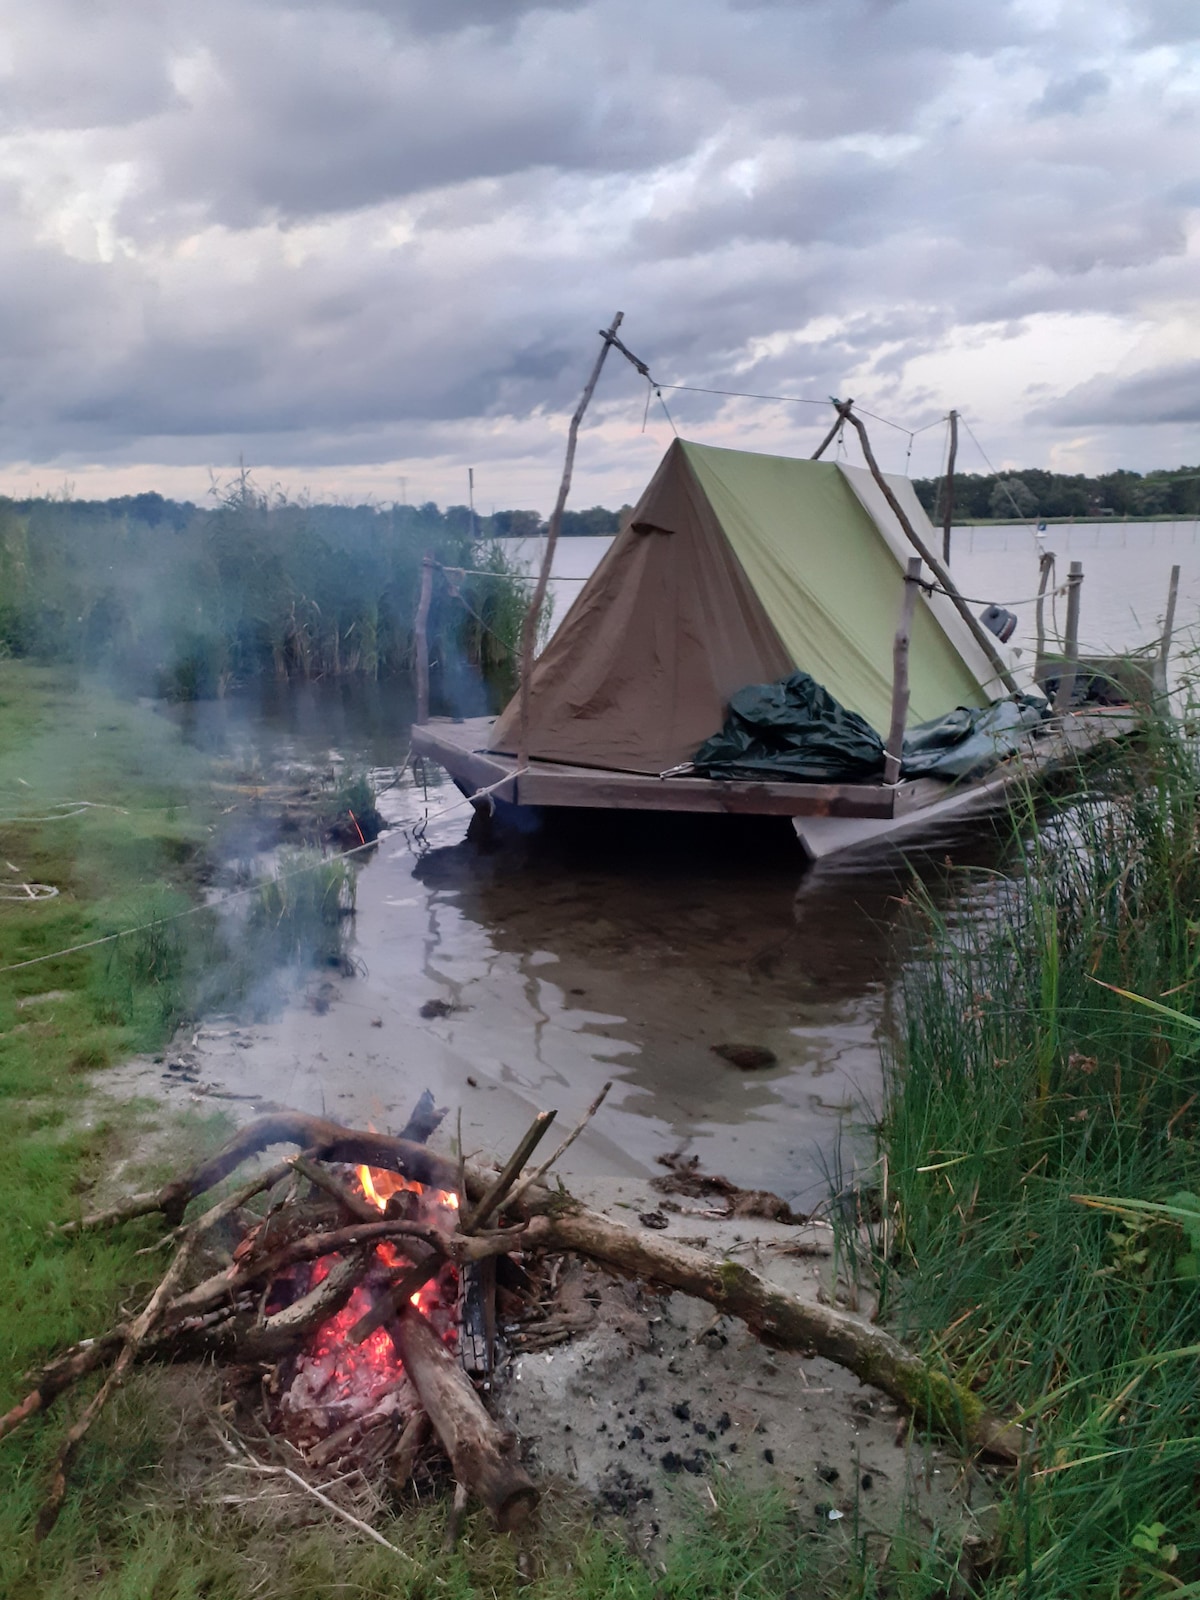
[1053,561,1084,715]
[516,313,624,771]
[443,1482,470,1552]
[883,560,922,786]
[238,1457,417,1564]
[838,403,1021,697]
[390,1410,431,1492]
[941,409,958,566]
[505,1082,612,1214]
[36,1227,202,1537]
[414,553,434,725]
[811,399,852,460]
[460,1110,556,1233]
[392,1308,538,1530]
[290,1153,380,1222]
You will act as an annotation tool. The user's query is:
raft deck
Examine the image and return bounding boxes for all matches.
[410,710,1138,824]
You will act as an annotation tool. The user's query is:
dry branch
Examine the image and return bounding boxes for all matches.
[391,1307,538,1531]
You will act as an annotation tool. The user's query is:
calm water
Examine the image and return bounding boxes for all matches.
[150,521,1198,1209]
[504,521,1200,664]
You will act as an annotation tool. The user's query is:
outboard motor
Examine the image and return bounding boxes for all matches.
[980,604,1018,643]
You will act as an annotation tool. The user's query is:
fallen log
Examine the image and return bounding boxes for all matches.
[390,1307,538,1532]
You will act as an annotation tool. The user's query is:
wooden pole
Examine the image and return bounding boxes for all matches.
[811,399,853,461]
[516,312,624,773]
[838,405,1021,696]
[941,409,958,566]
[1034,549,1055,683]
[884,559,922,785]
[414,553,434,726]
[1053,561,1083,715]
[1160,563,1180,684]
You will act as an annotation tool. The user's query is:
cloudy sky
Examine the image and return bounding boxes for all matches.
[0,0,1197,509]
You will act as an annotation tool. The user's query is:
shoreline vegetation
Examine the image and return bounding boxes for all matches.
[3,661,1200,1590]
[2,464,1197,706]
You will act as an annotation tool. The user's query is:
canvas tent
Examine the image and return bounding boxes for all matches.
[488,439,1006,776]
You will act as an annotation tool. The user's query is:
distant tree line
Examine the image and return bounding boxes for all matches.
[910,464,1200,522]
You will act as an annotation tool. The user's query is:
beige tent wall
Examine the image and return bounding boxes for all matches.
[488,441,794,772]
[684,443,989,734]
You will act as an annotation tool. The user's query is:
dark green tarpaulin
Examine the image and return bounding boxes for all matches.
[693,674,1048,785]
[899,695,1048,781]
[693,672,885,781]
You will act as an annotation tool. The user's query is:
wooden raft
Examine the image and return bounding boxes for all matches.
[410,711,1138,823]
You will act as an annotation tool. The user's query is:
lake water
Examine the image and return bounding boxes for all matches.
[504,521,1200,665]
[131,519,1199,1212]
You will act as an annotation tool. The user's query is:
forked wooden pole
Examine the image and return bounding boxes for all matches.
[516,312,624,772]
[884,559,922,786]
[836,402,1021,697]
[811,399,853,460]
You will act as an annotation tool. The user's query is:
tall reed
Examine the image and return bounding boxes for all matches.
[881,729,1200,1594]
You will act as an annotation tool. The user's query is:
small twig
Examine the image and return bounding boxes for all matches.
[505,1082,612,1214]
[36,1227,202,1536]
[235,1455,416,1564]
[461,1111,556,1234]
[290,1152,379,1222]
[443,1481,470,1552]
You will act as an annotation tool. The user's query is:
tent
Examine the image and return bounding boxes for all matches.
[488,438,1006,776]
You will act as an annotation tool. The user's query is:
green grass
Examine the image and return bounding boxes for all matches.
[879,730,1200,1596]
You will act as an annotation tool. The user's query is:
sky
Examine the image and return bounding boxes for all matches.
[0,0,1197,511]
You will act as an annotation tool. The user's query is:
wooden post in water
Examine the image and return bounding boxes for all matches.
[1053,560,1083,715]
[1160,563,1180,690]
[414,553,434,726]
[836,403,1021,696]
[884,558,923,786]
[941,410,958,567]
[517,312,624,772]
[1034,549,1055,685]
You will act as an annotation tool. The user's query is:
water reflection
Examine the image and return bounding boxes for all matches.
[147,681,1023,1208]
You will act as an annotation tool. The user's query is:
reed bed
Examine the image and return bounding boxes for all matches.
[880,728,1200,1596]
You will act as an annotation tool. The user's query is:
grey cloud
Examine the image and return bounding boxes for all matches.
[1030,69,1110,118]
[1035,362,1200,427]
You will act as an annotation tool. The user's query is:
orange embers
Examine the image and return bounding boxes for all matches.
[278,1165,459,1432]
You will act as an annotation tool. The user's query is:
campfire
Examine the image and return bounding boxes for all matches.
[267,1158,462,1465]
[3,1091,1022,1553]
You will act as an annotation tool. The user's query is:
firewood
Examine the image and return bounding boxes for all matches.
[390,1307,538,1531]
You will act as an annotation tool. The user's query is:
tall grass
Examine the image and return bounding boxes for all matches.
[881,729,1200,1595]
[0,476,534,702]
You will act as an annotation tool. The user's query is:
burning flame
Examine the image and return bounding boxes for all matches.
[281,1163,461,1426]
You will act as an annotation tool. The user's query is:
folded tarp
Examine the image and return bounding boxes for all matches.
[899,695,1049,781]
[693,674,1048,786]
[693,672,886,782]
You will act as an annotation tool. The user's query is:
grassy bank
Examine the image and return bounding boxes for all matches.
[878,733,1200,1595]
